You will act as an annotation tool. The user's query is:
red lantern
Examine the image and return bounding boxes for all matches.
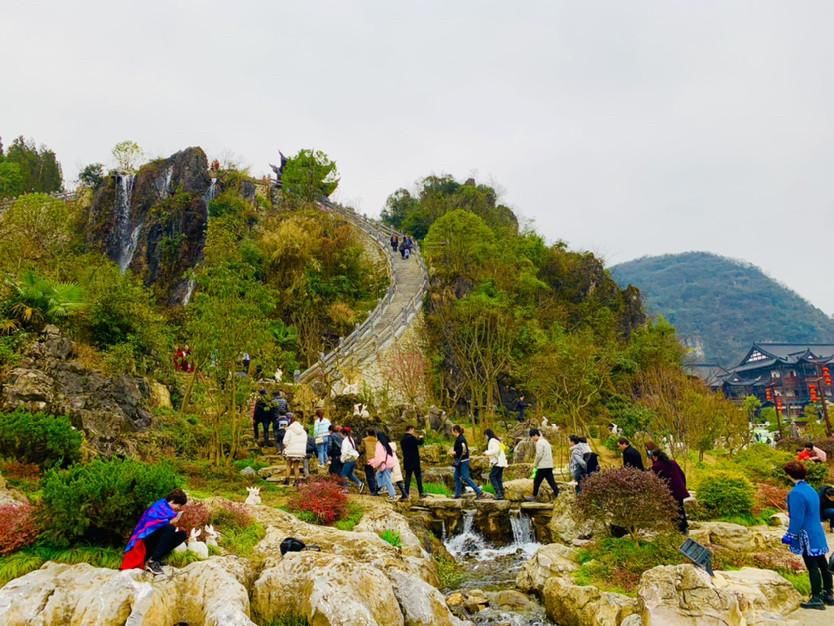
[765,387,773,402]
[809,384,819,402]
[776,397,784,412]
[823,366,832,387]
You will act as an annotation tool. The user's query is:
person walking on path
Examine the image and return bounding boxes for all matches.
[362,429,379,495]
[327,424,344,476]
[649,449,690,534]
[389,441,408,500]
[121,489,188,574]
[253,389,272,445]
[451,425,484,499]
[390,233,399,254]
[484,429,508,500]
[781,460,833,610]
[313,409,331,467]
[400,425,425,498]
[339,426,364,492]
[282,417,308,485]
[618,437,645,471]
[529,429,560,500]
[369,432,397,501]
[515,396,530,422]
[568,435,592,493]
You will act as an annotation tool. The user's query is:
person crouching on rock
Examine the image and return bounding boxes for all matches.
[121,488,188,575]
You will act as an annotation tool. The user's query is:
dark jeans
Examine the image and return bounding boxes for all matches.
[454,460,482,497]
[676,500,689,534]
[803,553,833,598]
[489,466,505,499]
[329,458,343,476]
[533,468,559,497]
[364,464,378,494]
[144,524,187,562]
[822,508,834,531]
[404,466,424,496]
[340,461,361,487]
[572,468,586,494]
[254,419,271,443]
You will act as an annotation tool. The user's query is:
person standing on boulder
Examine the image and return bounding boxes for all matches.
[648,449,689,534]
[451,425,484,499]
[484,429,508,500]
[362,429,379,495]
[400,425,425,499]
[781,460,833,609]
[313,409,331,468]
[121,488,188,575]
[529,429,560,500]
[618,437,645,471]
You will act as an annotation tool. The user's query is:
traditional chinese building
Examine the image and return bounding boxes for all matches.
[719,343,834,417]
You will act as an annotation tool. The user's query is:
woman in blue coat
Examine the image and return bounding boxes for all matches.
[782,461,833,610]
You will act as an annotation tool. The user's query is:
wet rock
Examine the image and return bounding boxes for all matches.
[638,564,801,625]
[516,543,578,594]
[489,589,538,612]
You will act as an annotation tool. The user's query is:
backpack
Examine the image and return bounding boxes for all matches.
[279,537,322,556]
[329,436,342,458]
[583,451,600,475]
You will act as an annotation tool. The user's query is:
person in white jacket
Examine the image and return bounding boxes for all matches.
[484,429,508,499]
[282,418,308,485]
[389,441,408,500]
[339,426,364,492]
[530,428,560,499]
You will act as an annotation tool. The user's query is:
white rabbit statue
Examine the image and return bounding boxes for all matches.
[245,486,262,506]
[203,524,220,547]
[186,527,209,559]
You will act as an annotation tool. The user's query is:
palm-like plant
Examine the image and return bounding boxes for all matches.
[5,272,87,329]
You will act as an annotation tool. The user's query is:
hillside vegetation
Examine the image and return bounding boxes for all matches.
[610,251,834,366]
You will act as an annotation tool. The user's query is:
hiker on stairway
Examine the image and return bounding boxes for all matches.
[253,389,272,445]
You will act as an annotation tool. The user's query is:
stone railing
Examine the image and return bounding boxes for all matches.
[295,200,429,387]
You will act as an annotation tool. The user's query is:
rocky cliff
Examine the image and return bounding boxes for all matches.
[0,326,153,455]
[86,147,211,304]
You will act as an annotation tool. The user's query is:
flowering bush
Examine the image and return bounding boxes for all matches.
[210,500,254,530]
[178,501,211,534]
[576,467,678,540]
[289,476,347,524]
[0,502,40,555]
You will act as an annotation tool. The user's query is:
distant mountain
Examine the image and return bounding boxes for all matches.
[610,252,834,367]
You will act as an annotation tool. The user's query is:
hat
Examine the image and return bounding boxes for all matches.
[342,426,351,434]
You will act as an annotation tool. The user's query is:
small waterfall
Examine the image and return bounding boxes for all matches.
[156,166,174,198]
[510,510,536,546]
[181,278,196,305]
[115,174,137,271]
[444,511,488,558]
[204,177,218,207]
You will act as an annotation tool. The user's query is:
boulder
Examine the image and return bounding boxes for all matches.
[688,522,783,554]
[0,557,256,626]
[516,543,579,594]
[638,564,801,626]
[768,512,789,528]
[504,463,534,481]
[148,382,172,409]
[542,575,640,626]
[548,491,596,544]
[421,444,450,465]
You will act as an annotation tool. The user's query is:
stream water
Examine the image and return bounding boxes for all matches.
[443,510,555,625]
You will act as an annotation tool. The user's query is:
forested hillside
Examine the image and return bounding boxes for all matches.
[610,251,834,366]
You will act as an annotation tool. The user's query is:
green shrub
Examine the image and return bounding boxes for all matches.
[333,503,364,531]
[723,444,791,484]
[698,472,754,518]
[802,461,830,489]
[0,410,82,469]
[41,458,182,546]
[379,529,402,548]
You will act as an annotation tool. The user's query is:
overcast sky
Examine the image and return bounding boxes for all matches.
[3,1,834,315]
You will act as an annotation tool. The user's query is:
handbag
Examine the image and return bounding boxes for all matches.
[315,436,325,445]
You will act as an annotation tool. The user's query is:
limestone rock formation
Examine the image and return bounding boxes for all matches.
[638,564,801,626]
[516,543,579,594]
[542,575,641,626]
[0,557,256,626]
[86,147,211,303]
[0,326,153,454]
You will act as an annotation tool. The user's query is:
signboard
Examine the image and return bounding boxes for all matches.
[679,538,714,576]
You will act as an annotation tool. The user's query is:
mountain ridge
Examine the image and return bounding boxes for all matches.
[609,251,834,366]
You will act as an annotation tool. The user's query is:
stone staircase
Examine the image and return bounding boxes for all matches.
[295,201,429,393]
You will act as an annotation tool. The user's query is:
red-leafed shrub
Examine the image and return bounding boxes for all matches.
[178,501,211,534]
[754,483,789,515]
[289,476,347,524]
[0,502,40,555]
[576,467,678,540]
[210,500,254,530]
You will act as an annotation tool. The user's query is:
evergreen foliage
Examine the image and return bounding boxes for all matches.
[0,136,62,196]
[0,410,82,469]
[697,471,755,518]
[610,252,834,366]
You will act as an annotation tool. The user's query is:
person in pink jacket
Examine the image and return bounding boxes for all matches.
[369,432,397,501]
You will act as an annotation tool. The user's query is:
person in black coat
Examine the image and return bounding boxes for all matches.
[618,437,645,471]
[400,425,425,498]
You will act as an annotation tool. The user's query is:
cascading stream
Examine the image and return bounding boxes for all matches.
[115,174,137,271]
